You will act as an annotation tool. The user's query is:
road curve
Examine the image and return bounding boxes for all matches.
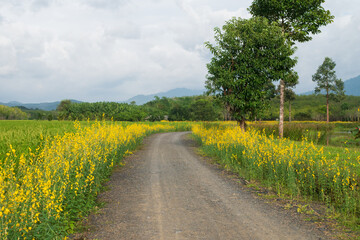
[79,132,327,240]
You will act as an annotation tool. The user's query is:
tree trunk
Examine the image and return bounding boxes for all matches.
[224,103,231,121]
[278,24,286,139]
[289,101,292,122]
[326,89,329,123]
[238,118,246,132]
[279,79,285,138]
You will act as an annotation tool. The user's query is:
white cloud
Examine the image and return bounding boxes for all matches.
[334,15,352,29]
[0,36,17,75]
[81,0,129,9]
[294,2,360,93]
[0,0,359,102]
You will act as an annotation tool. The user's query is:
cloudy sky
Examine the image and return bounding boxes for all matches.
[0,0,359,103]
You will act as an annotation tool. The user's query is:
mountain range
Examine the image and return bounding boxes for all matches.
[125,88,205,105]
[301,75,360,95]
[1,75,358,111]
[0,88,205,111]
[0,100,82,111]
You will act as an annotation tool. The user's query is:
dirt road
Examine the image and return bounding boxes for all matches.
[79,132,328,240]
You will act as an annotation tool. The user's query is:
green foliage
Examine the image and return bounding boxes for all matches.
[57,101,147,121]
[16,106,57,120]
[145,96,172,121]
[55,96,224,122]
[284,70,299,88]
[293,111,312,121]
[282,70,299,102]
[251,122,334,145]
[205,17,296,125]
[190,98,218,121]
[260,94,360,122]
[0,105,28,120]
[284,88,296,102]
[312,57,345,100]
[249,121,360,148]
[312,57,345,122]
[57,99,72,112]
[169,103,190,121]
[144,95,224,121]
[249,0,334,43]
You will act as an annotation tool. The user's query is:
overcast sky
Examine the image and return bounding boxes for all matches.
[0,0,359,103]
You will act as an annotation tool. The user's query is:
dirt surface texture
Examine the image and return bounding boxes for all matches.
[79,132,330,240]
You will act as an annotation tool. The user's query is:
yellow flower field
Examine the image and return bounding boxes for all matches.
[192,123,360,223]
[0,121,178,239]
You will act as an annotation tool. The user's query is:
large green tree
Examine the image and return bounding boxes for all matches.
[312,57,345,122]
[205,17,296,130]
[249,0,334,137]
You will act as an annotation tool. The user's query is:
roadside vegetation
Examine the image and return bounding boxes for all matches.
[193,122,360,233]
[249,121,360,148]
[0,120,192,239]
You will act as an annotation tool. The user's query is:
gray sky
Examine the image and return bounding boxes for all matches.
[0,0,359,103]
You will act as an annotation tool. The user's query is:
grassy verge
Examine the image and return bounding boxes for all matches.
[192,123,360,237]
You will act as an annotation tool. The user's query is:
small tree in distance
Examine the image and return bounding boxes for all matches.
[205,17,296,131]
[312,57,345,122]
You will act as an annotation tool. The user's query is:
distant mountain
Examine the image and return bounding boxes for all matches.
[344,75,360,96]
[0,88,205,111]
[0,99,82,111]
[301,75,360,96]
[125,88,205,105]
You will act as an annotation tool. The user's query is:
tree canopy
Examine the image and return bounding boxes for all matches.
[249,0,334,43]
[205,17,296,130]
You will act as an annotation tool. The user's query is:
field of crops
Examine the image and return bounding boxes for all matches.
[0,120,192,239]
[193,123,360,227]
[1,120,360,238]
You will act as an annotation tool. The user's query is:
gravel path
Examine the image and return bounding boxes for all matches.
[77,132,329,240]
